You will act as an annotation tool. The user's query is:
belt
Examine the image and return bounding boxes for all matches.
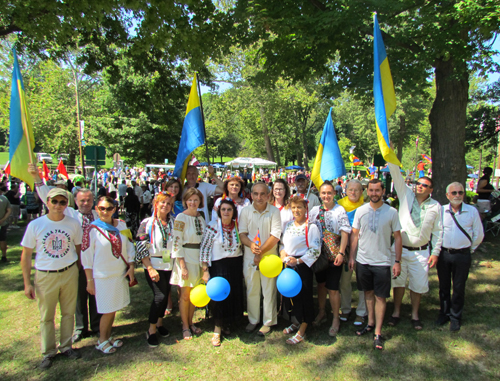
[442,247,470,254]
[37,261,76,273]
[183,243,201,249]
[403,244,428,251]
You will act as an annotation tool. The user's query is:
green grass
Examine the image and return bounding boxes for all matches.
[1,222,500,380]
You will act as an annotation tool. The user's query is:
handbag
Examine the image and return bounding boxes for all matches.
[318,207,343,262]
[311,246,329,273]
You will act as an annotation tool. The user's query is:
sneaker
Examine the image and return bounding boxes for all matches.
[257,325,271,336]
[354,315,365,326]
[339,313,350,322]
[146,331,159,347]
[435,315,450,326]
[156,326,170,337]
[60,348,81,359]
[245,323,258,333]
[39,356,54,369]
[450,320,461,332]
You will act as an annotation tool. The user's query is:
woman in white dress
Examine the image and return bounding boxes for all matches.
[269,179,294,232]
[201,199,244,347]
[280,196,321,344]
[211,176,250,221]
[309,181,351,337]
[170,188,206,340]
[83,196,136,354]
[136,191,175,347]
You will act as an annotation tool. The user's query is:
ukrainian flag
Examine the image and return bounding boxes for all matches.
[311,108,346,190]
[373,14,401,167]
[9,49,36,190]
[173,73,205,183]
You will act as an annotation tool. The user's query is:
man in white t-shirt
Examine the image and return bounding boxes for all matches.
[20,188,83,369]
[183,165,223,223]
[349,179,402,351]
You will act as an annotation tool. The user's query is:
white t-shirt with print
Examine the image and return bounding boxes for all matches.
[21,215,83,271]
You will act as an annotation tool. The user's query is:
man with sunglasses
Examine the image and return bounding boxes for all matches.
[28,164,101,343]
[437,182,483,331]
[387,163,443,330]
[20,188,83,369]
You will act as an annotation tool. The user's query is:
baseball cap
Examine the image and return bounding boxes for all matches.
[295,174,308,181]
[47,188,69,200]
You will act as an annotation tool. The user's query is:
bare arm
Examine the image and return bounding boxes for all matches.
[21,247,36,299]
[0,206,11,225]
[207,166,224,194]
[260,235,280,255]
[349,228,359,271]
[476,179,494,194]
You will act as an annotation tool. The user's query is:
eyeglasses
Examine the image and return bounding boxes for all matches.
[416,182,431,189]
[98,206,115,212]
[220,208,234,212]
[450,191,465,196]
[50,199,67,206]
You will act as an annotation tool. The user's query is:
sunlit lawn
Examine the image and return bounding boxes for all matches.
[1,222,499,380]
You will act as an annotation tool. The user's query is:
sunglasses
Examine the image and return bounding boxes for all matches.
[98,206,115,212]
[50,199,68,206]
[416,182,431,189]
[450,191,465,196]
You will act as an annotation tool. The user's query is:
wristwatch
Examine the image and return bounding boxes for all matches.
[395,260,401,264]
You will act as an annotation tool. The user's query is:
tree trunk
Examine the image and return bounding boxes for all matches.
[301,126,309,169]
[429,58,468,204]
[397,115,405,162]
[259,107,275,162]
[295,137,303,167]
[274,138,281,167]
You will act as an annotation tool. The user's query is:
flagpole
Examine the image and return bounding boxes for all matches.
[196,73,210,165]
[306,179,312,199]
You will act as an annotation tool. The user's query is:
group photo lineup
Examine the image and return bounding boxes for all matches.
[1,2,499,380]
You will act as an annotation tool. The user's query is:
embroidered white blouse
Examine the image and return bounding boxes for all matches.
[200,220,242,266]
[280,221,321,267]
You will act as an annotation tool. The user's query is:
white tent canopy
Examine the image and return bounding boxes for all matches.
[225,157,277,168]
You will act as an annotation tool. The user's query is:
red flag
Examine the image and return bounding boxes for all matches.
[57,160,69,179]
[3,161,10,176]
[189,155,200,166]
[42,160,50,181]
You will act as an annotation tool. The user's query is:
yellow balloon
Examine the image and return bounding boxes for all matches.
[190,284,211,307]
[259,254,283,278]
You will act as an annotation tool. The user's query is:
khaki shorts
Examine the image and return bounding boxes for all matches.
[391,246,430,294]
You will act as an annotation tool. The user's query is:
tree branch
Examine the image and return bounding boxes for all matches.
[308,0,326,12]
[0,24,22,37]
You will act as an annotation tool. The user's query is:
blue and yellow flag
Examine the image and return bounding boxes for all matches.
[311,108,346,190]
[373,14,401,167]
[9,49,36,189]
[173,73,205,183]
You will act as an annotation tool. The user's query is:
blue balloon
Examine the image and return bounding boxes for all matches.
[206,277,231,302]
[277,268,302,298]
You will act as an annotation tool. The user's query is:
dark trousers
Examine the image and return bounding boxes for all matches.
[145,269,172,324]
[284,263,314,325]
[436,249,472,322]
[140,203,150,220]
[75,267,101,334]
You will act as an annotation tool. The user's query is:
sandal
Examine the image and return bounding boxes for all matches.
[190,324,202,335]
[411,319,423,330]
[108,336,124,348]
[95,339,117,354]
[328,323,340,337]
[286,332,305,345]
[387,316,400,327]
[182,328,193,341]
[356,325,375,336]
[165,308,173,316]
[373,334,384,350]
[283,324,300,335]
[211,333,221,347]
[313,313,327,327]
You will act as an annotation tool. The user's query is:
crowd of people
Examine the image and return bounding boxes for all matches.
[9,161,487,369]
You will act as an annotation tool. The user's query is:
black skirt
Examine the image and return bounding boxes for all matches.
[283,263,314,325]
[209,256,244,327]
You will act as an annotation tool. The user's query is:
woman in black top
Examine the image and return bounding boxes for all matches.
[476,167,495,219]
[124,187,141,236]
